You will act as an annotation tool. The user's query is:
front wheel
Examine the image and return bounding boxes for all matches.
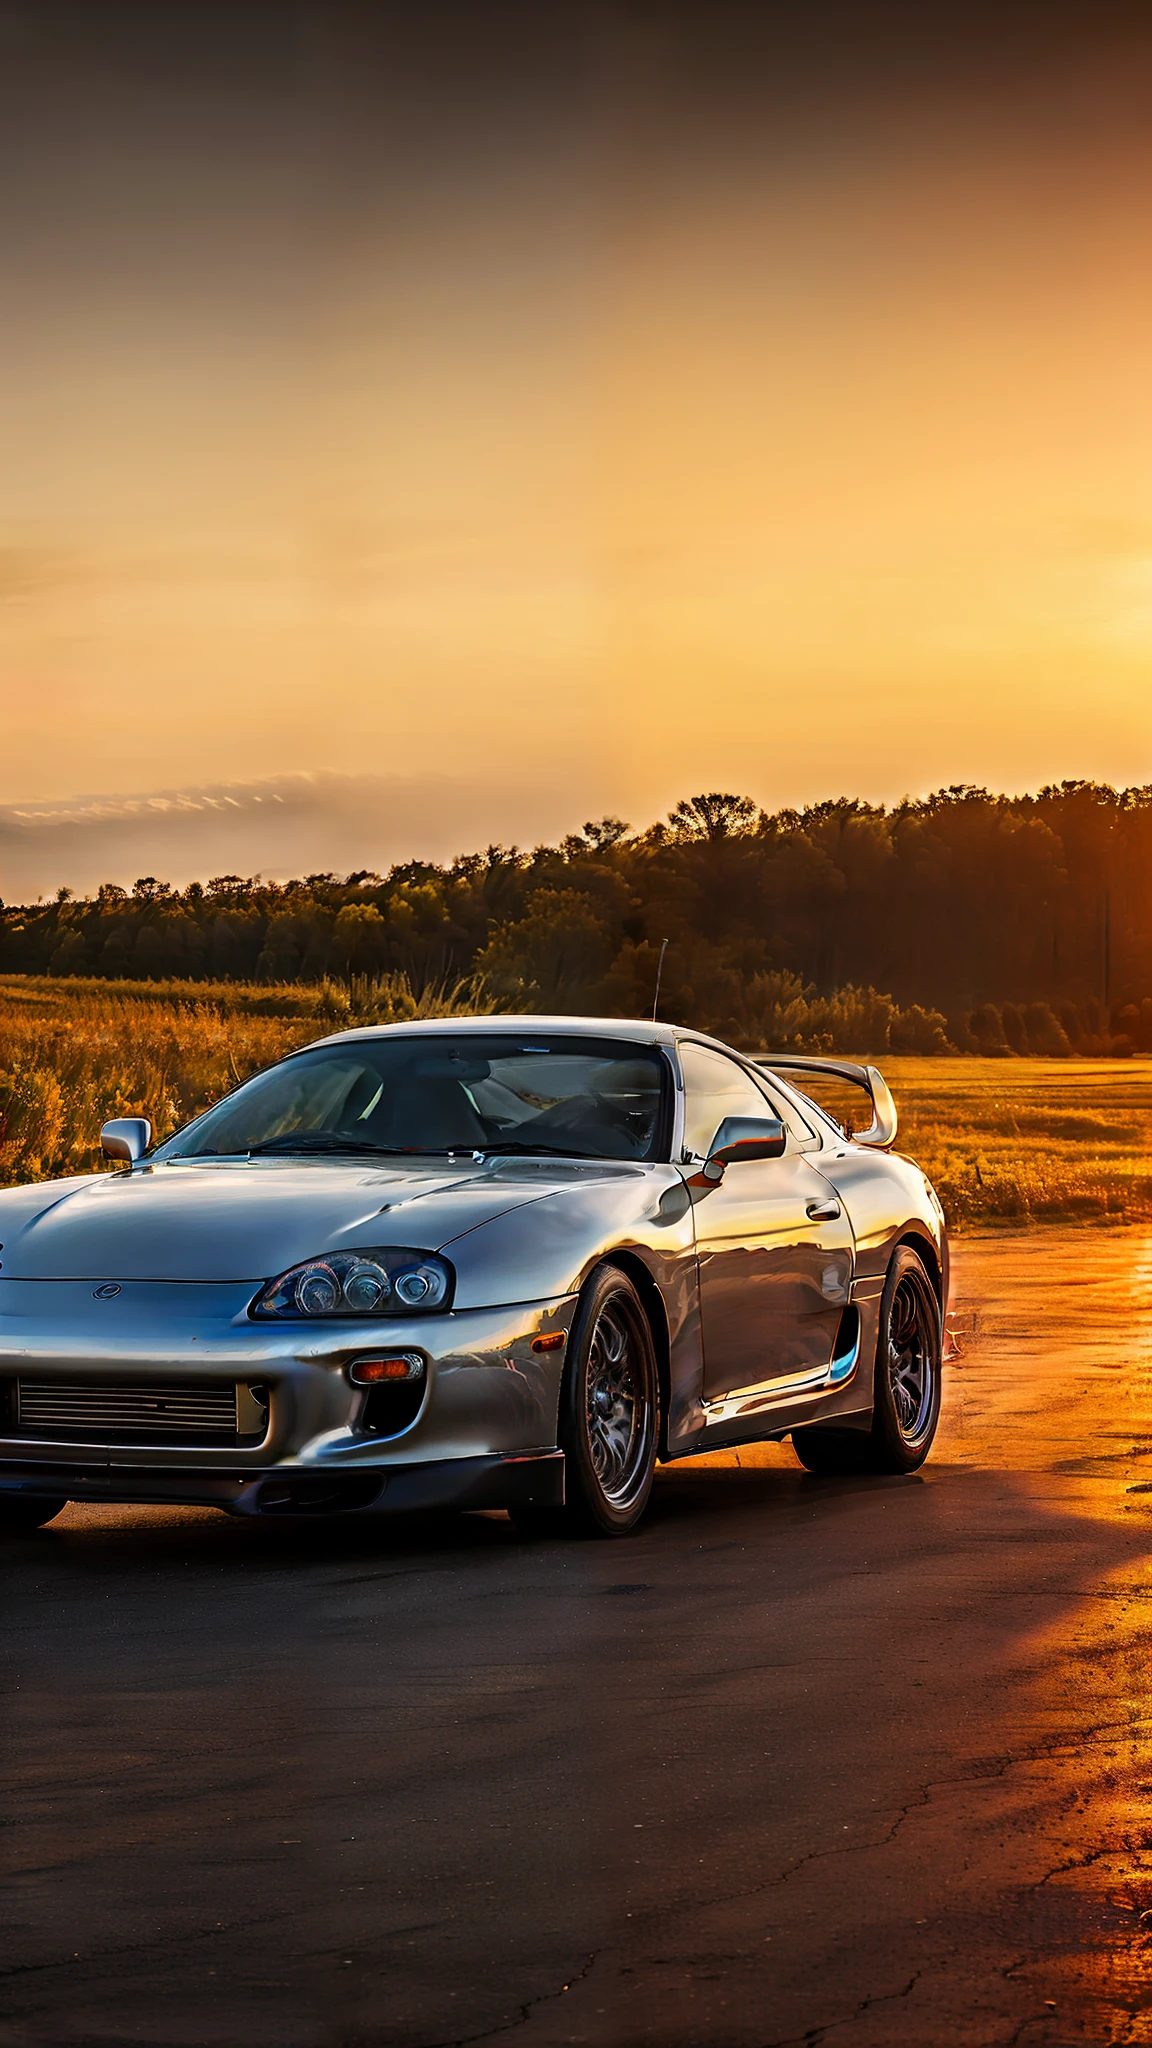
[514,1264,659,1538]
[792,1246,942,1476]
[0,1495,67,1533]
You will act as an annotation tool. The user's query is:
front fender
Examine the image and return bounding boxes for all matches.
[440,1168,687,1305]
[441,1168,706,1455]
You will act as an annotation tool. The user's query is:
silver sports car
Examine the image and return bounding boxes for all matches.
[0,1018,948,1539]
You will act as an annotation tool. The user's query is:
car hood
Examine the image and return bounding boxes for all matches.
[0,1156,650,1283]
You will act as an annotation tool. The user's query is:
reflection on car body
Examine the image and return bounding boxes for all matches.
[0,1017,948,1538]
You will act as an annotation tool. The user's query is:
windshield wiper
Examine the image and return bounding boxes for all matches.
[177,1135,597,1162]
[478,1140,596,1160]
[243,1137,451,1158]
[172,1137,471,1160]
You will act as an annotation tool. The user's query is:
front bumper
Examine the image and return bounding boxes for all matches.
[0,1285,577,1507]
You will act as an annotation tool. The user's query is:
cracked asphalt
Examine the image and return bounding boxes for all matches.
[4,1230,1152,2048]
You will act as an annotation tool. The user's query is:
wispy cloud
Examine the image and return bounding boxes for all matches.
[0,773,591,902]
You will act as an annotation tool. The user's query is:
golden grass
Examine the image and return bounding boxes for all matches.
[1,977,1149,1228]
[0,972,490,1185]
[0,990,311,1185]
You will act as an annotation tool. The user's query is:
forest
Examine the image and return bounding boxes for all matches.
[3,781,1151,1056]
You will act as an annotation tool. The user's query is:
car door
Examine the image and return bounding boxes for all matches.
[678,1043,855,1408]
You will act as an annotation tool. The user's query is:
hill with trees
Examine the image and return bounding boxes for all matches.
[3,781,1151,1055]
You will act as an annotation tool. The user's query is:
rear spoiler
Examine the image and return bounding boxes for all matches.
[756,1056,898,1150]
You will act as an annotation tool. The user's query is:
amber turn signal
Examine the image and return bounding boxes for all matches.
[531,1332,566,1353]
[348,1352,425,1385]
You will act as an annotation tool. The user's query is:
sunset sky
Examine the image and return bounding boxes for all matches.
[3,3,1152,890]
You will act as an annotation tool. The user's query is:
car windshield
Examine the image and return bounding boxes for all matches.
[155,1033,670,1164]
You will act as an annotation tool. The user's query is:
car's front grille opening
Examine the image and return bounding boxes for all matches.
[6,1379,269,1448]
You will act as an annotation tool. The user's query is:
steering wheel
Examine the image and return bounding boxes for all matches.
[529,1092,626,1133]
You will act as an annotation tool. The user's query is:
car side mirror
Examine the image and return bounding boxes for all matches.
[101,1117,152,1165]
[696,1115,786,1184]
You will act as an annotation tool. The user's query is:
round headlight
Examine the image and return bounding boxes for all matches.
[342,1260,391,1313]
[252,1246,453,1319]
[295,1261,341,1315]
[393,1263,449,1308]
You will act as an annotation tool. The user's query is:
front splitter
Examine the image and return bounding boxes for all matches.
[0,1450,566,1518]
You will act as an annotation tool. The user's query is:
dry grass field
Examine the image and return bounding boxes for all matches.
[0,977,1149,1229]
[0,979,312,1186]
[0,973,484,1187]
[794,1056,1152,1228]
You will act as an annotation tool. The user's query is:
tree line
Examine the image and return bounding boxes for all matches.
[3,781,1151,1054]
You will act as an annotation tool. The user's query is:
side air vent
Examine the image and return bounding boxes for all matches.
[828,1307,861,1386]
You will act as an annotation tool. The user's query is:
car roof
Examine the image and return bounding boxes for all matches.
[299,1015,738,1055]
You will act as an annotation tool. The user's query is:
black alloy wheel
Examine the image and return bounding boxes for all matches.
[514,1264,660,1538]
[881,1258,940,1455]
[0,1495,67,1533]
[792,1244,942,1476]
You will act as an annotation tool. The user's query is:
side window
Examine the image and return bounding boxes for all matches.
[748,1068,820,1149]
[678,1044,783,1160]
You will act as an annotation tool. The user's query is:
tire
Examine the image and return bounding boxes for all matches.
[792,1246,942,1477]
[513,1264,659,1538]
[0,1495,67,1533]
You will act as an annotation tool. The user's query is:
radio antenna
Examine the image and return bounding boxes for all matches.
[651,938,669,1022]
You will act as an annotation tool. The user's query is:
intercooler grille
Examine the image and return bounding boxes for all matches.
[12,1379,243,1446]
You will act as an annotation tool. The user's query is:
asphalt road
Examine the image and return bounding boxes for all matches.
[4,1232,1152,2048]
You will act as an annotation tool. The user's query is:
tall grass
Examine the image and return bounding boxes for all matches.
[0,974,495,1185]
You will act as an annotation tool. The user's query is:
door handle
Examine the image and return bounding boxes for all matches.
[806,1199,841,1222]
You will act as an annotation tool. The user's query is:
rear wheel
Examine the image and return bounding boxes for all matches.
[513,1265,659,1538]
[792,1246,942,1476]
[0,1495,67,1533]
